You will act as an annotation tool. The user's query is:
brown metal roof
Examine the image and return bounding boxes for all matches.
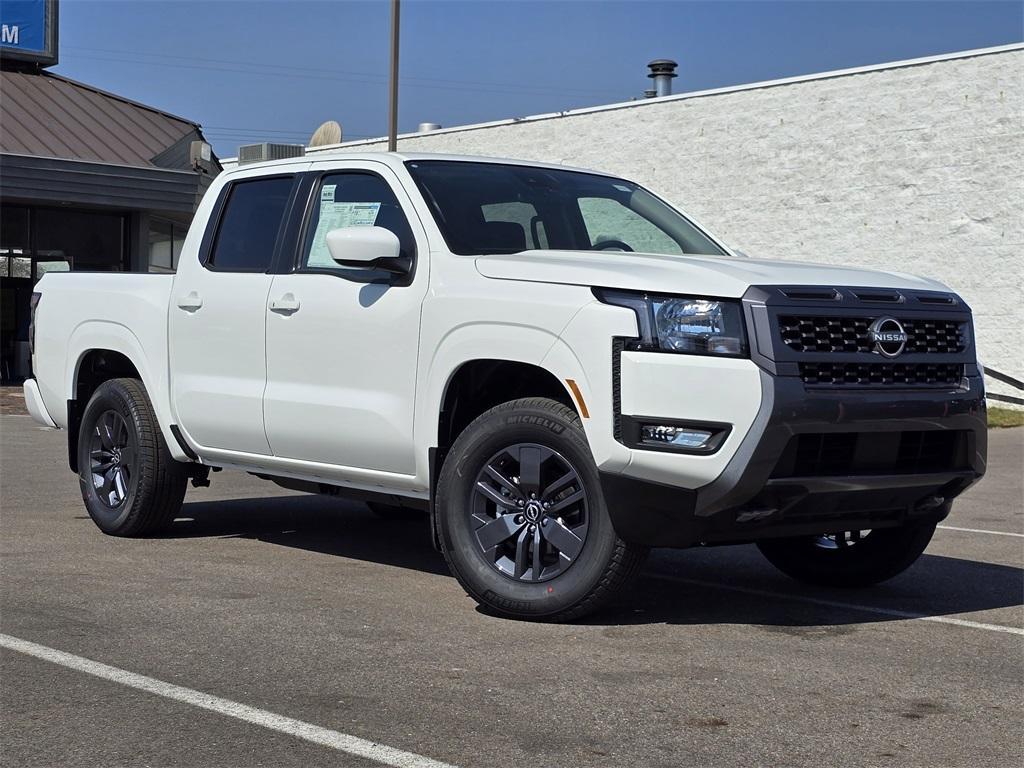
[0,69,202,168]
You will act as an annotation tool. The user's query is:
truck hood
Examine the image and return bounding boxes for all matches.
[475,250,949,297]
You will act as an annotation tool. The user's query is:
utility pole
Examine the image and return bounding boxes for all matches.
[387,0,400,152]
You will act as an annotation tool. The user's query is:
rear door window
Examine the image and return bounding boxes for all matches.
[208,176,294,271]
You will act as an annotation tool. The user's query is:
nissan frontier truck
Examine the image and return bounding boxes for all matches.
[23,152,987,621]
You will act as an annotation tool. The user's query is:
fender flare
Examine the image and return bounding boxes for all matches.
[419,322,588,448]
[65,321,190,464]
[418,322,593,551]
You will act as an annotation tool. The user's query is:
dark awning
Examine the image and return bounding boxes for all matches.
[1,153,210,213]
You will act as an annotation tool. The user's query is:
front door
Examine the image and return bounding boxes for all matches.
[169,173,298,455]
[263,166,428,475]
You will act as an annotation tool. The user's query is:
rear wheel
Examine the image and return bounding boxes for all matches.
[756,520,937,587]
[436,397,647,621]
[78,378,188,537]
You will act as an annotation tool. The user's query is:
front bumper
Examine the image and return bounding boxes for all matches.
[600,284,987,548]
[602,373,986,547]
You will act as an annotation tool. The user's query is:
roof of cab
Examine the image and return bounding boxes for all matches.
[221,150,606,178]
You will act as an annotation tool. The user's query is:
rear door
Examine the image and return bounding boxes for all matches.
[169,170,301,455]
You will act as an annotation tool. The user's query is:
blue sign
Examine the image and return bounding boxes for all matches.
[0,0,58,66]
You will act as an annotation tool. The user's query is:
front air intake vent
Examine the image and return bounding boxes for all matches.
[771,430,970,477]
[851,289,904,303]
[237,142,305,165]
[779,288,842,301]
[916,294,958,306]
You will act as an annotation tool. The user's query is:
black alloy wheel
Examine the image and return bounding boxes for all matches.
[89,410,135,509]
[78,378,188,537]
[437,397,647,622]
[471,443,589,583]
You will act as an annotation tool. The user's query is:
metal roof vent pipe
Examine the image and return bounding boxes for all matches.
[417,122,442,133]
[647,59,678,97]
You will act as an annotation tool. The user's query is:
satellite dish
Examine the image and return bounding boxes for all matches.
[309,120,343,147]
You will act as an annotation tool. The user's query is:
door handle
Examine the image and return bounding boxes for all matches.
[176,291,203,312]
[269,293,300,314]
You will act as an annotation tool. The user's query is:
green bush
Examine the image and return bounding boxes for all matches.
[988,407,1024,428]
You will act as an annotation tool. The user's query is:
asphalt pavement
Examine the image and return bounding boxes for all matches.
[1,414,1021,767]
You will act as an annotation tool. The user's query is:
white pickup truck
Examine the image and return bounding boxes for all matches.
[24,152,987,621]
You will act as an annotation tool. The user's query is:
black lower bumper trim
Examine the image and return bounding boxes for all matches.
[697,375,986,518]
[600,473,697,547]
[764,471,976,494]
[600,468,960,547]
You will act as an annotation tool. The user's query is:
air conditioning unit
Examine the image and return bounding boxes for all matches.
[237,143,305,165]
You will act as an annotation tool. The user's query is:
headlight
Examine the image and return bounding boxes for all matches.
[594,289,747,357]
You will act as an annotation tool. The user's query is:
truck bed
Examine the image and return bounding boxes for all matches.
[32,272,177,439]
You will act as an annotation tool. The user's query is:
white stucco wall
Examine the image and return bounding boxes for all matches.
[325,45,1024,401]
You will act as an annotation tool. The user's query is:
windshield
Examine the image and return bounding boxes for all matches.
[405,160,727,257]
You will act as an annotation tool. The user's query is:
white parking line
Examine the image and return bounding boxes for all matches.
[938,525,1024,538]
[648,576,1024,636]
[0,633,458,768]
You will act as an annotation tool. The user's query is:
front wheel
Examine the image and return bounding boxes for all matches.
[436,397,647,622]
[756,520,937,587]
[78,378,188,537]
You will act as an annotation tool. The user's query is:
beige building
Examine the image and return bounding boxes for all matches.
[312,44,1023,405]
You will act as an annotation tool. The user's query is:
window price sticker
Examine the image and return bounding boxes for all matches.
[307,188,382,267]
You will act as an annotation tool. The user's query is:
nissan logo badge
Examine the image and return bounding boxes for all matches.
[868,317,908,358]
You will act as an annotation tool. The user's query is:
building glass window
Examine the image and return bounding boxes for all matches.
[33,208,126,272]
[149,219,173,272]
[2,206,128,382]
[1,206,30,279]
[1,206,30,252]
[9,257,31,279]
[149,218,189,273]
[173,225,185,267]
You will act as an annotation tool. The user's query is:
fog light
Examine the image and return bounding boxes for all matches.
[640,425,714,449]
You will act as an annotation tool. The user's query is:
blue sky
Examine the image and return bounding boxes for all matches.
[49,0,1024,157]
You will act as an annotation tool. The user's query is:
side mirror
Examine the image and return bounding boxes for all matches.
[326,226,410,275]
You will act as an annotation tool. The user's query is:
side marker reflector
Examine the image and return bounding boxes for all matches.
[565,379,590,419]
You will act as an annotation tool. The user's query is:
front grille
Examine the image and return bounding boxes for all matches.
[779,316,964,354]
[901,319,966,353]
[771,431,969,478]
[780,316,870,353]
[800,362,963,387]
